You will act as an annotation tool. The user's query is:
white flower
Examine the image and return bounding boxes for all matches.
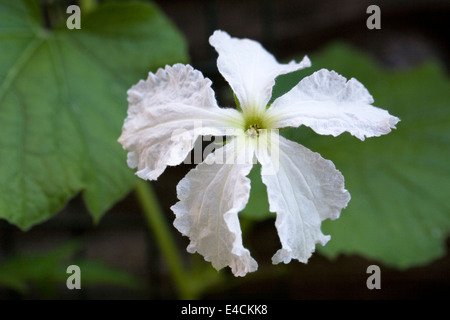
[118,30,400,277]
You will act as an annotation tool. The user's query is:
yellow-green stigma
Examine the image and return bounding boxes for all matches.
[247,124,261,137]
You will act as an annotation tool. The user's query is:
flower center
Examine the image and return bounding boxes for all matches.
[246,124,261,137]
[242,107,274,137]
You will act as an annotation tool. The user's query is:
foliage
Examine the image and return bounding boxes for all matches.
[0,0,187,229]
[0,241,142,298]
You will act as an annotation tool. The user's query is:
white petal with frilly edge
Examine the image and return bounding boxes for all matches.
[118,64,243,180]
[255,133,351,264]
[267,69,400,140]
[209,30,311,112]
[171,136,257,277]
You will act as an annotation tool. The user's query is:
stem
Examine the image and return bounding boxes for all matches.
[135,180,195,299]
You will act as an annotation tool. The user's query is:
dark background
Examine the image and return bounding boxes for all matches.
[0,0,449,299]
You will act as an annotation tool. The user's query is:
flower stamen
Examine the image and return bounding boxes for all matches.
[246,124,261,137]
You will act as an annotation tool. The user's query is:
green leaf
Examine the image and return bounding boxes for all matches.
[74,260,142,290]
[244,43,450,269]
[0,242,82,295]
[0,0,188,229]
[0,241,142,297]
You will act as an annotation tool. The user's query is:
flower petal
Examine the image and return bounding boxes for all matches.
[209,30,311,112]
[118,63,243,180]
[267,69,400,140]
[171,136,258,277]
[255,133,351,264]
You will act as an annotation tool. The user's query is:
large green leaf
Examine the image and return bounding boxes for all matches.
[243,43,450,269]
[0,0,187,229]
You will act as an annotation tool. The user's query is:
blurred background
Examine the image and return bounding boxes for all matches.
[0,0,449,299]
